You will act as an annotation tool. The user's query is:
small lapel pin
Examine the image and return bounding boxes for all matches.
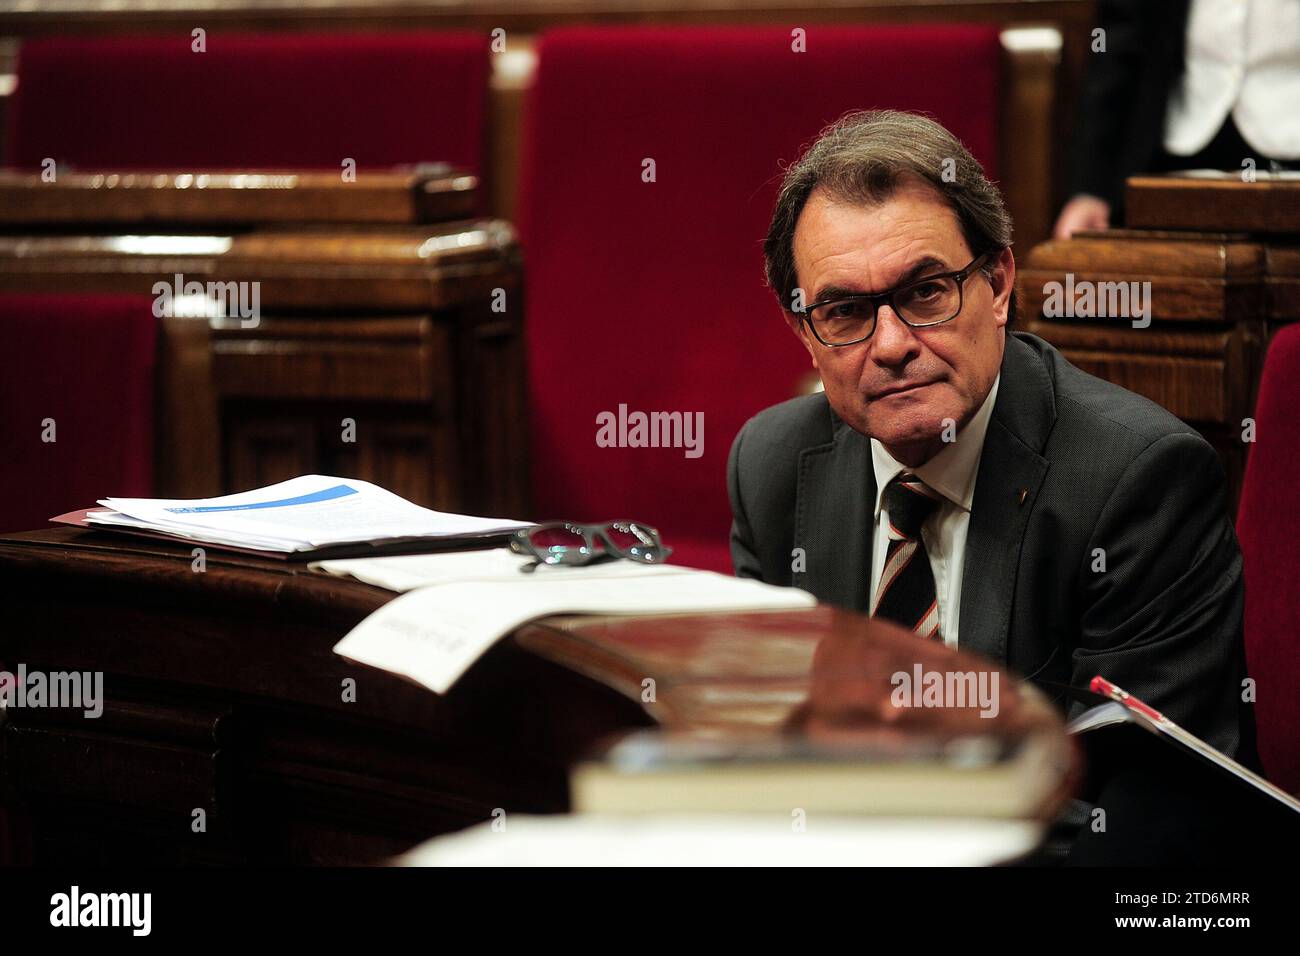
[1017,488,1028,506]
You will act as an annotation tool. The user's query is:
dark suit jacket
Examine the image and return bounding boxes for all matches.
[728,332,1250,759]
[1070,0,1190,210]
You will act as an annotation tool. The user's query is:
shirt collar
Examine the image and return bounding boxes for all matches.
[870,374,1001,517]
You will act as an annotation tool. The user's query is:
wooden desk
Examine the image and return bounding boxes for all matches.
[0,169,527,519]
[0,167,479,227]
[0,529,1075,865]
[1017,175,1300,506]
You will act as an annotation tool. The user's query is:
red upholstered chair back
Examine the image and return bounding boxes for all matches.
[1237,324,1300,794]
[6,33,491,176]
[0,294,157,534]
[519,26,1001,571]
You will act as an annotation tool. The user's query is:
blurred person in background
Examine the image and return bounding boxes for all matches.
[1055,0,1300,239]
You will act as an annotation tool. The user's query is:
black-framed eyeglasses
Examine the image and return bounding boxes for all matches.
[509,521,672,573]
[797,253,991,347]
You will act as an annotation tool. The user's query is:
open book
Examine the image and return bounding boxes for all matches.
[51,474,533,560]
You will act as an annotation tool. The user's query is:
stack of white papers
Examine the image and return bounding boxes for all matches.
[84,474,533,555]
[331,558,816,694]
[396,814,1044,867]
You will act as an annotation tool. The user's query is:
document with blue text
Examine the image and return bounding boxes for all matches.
[70,474,532,557]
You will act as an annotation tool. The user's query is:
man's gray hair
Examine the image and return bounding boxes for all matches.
[764,109,1014,322]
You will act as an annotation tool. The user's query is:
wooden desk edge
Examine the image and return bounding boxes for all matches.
[0,528,1080,823]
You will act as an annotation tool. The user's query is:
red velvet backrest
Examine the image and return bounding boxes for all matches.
[1237,324,1300,794]
[519,25,1001,571]
[6,33,491,176]
[0,294,157,534]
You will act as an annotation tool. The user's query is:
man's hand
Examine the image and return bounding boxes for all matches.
[1052,194,1111,239]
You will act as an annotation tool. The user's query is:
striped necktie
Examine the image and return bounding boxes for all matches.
[871,473,943,641]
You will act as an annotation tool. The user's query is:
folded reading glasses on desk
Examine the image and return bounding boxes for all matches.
[510,521,672,572]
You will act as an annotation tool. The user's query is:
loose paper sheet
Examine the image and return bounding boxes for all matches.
[332,571,816,694]
[397,814,1043,867]
[312,547,690,592]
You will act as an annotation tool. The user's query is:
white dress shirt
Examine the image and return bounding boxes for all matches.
[1164,0,1300,159]
[869,375,1000,648]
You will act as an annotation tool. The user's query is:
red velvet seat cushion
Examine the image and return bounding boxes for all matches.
[665,538,735,576]
[0,294,156,533]
[7,33,490,176]
[1237,324,1300,794]
[519,25,1000,573]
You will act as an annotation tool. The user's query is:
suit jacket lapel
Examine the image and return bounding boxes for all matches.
[794,415,874,611]
[958,334,1055,663]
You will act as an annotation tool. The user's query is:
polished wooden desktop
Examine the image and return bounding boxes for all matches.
[0,527,1076,865]
[0,167,479,227]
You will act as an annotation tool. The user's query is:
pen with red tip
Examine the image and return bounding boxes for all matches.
[1089,676,1169,725]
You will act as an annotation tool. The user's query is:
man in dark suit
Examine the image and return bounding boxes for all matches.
[729,110,1250,768]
